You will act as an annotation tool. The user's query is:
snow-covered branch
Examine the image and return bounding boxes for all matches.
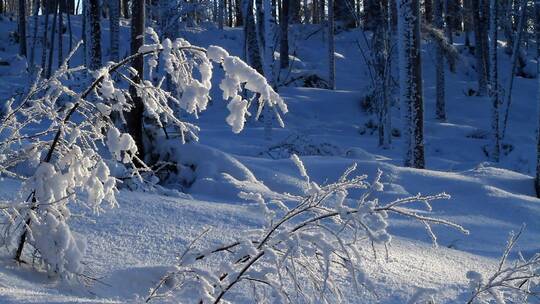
[465,226,540,303]
[0,28,287,279]
[146,155,468,303]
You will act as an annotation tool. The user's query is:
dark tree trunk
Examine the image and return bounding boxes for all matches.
[289,0,300,23]
[280,0,289,68]
[18,0,27,57]
[444,0,454,45]
[489,0,500,162]
[227,0,233,26]
[58,0,63,68]
[29,0,40,70]
[46,0,58,78]
[235,0,243,26]
[411,0,425,168]
[328,0,335,89]
[244,0,263,73]
[472,0,488,95]
[463,0,472,47]
[66,0,72,53]
[424,0,432,23]
[398,0,425,168]
[88,0,101,70]
[110,0,120,61]
[434,0,445,121]
[126,0,146,161]
[334,0,354,27]
[363,0,380,30]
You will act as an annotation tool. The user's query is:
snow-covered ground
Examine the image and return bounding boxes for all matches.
[0,18,539,303]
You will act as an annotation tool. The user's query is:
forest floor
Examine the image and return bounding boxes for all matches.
[0,17,539,303]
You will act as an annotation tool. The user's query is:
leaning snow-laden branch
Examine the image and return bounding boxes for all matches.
[147,155,468,303]
[465,225,540,304]
[0,28,287,279]
[421,23,459,72]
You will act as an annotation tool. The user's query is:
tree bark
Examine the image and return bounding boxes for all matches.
[489,0,500,162]
[398,0,425,169]
[471,0,488,95]
[58,0,63,68]
[434,0,445,121]
[110,0,120,61]
[334,0,354,27]
[235,0,243,26]
[280,0,289,68]
[244,0,263,73]
[501,0,526,140]
[87,0,101,70]
[289,0,300,23]
[18,0,27,57]
[46,0,58,78]
[218,0,224,28]
[126,0,146,161]
[328,0,335,89]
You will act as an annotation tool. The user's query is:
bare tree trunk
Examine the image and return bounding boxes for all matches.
[82,0,86,65]
[374,0,391,147]
[110,0,120,61]
[501,0,526,140]
[328,0,335,89]
[489,0,500,162]
[280,0,289,68]
[290,0,300,23]
[472,0,488,95]
[444,0,453,45]
[398,0,425,169]
[57,0,63,68]
[18,0,27,57]
[503,0,513,55]
[434,0,446,121]
[312,0,319,23]
[29,0,39,71]
[463,0,472,47]
[218,0,224,28]
[235,0,243,25]
[263,0,274,140]
[332,0,356,28]
[66,1,72,53]
[87,0,101,70]
[424,0,432,23]
[228,0,233,26]
[46,0,58,78]
[126,0,145,160]
[244,0,263,73]
[536,58,540,197]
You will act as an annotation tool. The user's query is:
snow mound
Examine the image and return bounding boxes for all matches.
[163,142,272,200]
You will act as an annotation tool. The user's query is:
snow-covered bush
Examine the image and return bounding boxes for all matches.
[0,29,287,278]
[464,226,540,304]
[146,155,469,303]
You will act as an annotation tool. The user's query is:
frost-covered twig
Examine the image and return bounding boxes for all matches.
[0,28,287,279]
[465,225,540,303]
[147,155,468,303]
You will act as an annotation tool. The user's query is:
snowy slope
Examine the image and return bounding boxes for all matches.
[0,19,539,303]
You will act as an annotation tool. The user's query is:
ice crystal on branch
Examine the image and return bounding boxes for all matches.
[0,29,287,278]
[147,155,468,303]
